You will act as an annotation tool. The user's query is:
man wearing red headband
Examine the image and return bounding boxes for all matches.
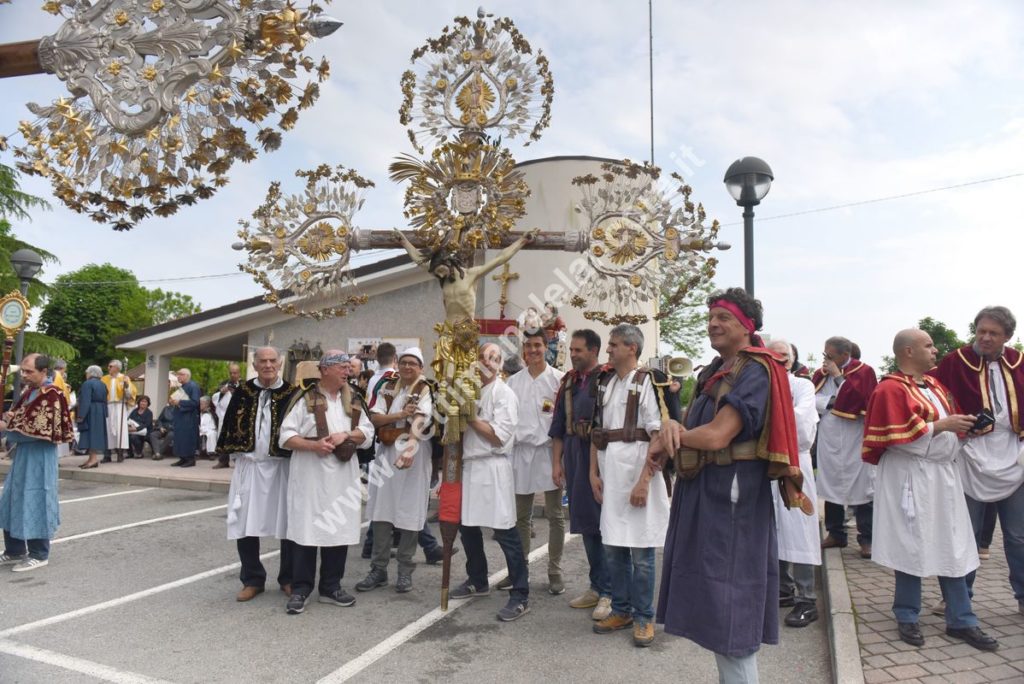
[651,287,806,683]
[815,336,878,559]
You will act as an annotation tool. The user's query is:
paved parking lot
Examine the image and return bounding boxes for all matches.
[0,478,830,683]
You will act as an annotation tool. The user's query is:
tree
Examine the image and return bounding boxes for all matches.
[659,278,716,359]
[881,316,964,373]
[38,264,152,381]
[146,288,201,325]
[0,163,56,305]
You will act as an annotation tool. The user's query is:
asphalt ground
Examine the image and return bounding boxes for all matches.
[0,478,831,683]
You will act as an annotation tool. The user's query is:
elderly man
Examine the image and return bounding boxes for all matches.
[450,343,529,622]
[814,336,878,558]
[357,347,433,594]
[551,329,612,620]
[218,347,295,602]
[864,329,998,651]
[929,305,1024,616]
[169,368,202,468]
[76,365,109,469]
[654,288,807,682]
[0,354,73,572]
[101,359,136,463]
[279,350,374,615]
[589,324,668,647]
[768,339,821,628]
[505,328,566,595]
[212,363,243,470]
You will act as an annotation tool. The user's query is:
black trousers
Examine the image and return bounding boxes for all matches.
[292,543,348,597]
[238,537,294,588]
[824,501,873,546]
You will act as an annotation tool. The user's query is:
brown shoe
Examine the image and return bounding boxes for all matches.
[860,543,872,559]
[236,586,265,602]
[593,613,633,634]
[821,536,847,549]
[280,584,292,597]
[633,622,655,647]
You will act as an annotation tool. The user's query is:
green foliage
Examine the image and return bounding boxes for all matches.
[147,288,201,325]
[171,358,233,396]
[659,279,715,359]
[880,316,965,373]
[0,164,56,306]
[23,331,78,361]
[0,163,50,223]
[38,264,152,381]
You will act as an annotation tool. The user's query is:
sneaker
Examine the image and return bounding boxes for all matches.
[355,568,388,592]
[450,579,489,599]
[593,613,633,633]
[592,596,613,621]
[395,574,413,594]
[495,576,513,591]
[946,626,999,652]
[569,588,600,609]
[548,575,565,596]
[11,558,48,572]
[286,593,310,614]
[0,552,28,566]
[633,621,655,647]
[319,588,356,607]
[497,600,530,622]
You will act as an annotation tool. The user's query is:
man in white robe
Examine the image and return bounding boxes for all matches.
[590,324,667,648]
[101,359,136,462]
[450,343,529,622]
[769,339,821,628]
[212,363,243,470]
[278,351,375,615]
[356,347,433,594]
[506,328,566,595]
[814,336,877,558]
[220,347,294,602]
[863,329,997,652]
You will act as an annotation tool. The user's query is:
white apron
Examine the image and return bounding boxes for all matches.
[280,388,375,547]
[597,369,669,548]
[506,365,564,495]
[816,411,874,505]
[461,380,518,529]
[773,375,821,565]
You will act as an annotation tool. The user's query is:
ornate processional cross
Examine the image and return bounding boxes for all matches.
[491,263,519,320]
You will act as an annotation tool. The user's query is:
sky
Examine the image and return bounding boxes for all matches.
[1,0,1023,371]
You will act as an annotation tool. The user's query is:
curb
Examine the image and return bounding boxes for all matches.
[0,461,230,494]
[821,545,865,684]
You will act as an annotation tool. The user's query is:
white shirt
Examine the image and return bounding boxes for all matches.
[461,379,519,529]
[506,364,565,495]
[773,374,821,565]
[279,386,375,546]
[958,360,1024,501]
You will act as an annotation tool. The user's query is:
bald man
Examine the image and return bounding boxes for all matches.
[863,329,997,651]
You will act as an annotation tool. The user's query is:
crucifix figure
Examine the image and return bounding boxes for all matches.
[491,263,519,320]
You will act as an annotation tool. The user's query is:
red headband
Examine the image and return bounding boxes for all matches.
[709,299,756,334]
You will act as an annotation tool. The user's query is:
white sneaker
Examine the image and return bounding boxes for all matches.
[592,596,612,621]
[11,558,48,572]
[0,553,28,566]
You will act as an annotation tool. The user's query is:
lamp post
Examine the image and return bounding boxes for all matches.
[723,157,773,296]
[9,248,43,401]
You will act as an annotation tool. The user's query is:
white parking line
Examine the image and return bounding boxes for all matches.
[52,505,227,544]
[317,533,577,684]
[0,639,176,684]
[60,488,155,504]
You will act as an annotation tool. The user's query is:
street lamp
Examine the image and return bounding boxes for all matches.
[723,157,773,296]
[9,248,43,401]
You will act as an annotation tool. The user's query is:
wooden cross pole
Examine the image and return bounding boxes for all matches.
[490,263,519,319]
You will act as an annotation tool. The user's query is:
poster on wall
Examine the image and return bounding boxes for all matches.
[347,338,382,358]
[383,338,421,355]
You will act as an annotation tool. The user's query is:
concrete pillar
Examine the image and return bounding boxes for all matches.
[146,351,171,415]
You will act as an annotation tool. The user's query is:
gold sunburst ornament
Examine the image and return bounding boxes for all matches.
[9,1,340,230]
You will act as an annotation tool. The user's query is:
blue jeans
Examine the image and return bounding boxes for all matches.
[893,571,977,628]
[605,544,655,624]
[965,486,1024,601]
[459,525,529,602]
[3,530,49,561]
[582,532,611,597]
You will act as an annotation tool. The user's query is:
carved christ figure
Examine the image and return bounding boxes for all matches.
[394,229,539,323]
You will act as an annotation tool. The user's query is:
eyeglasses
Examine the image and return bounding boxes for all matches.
[398,360,421,367]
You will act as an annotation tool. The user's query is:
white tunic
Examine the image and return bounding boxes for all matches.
[872,387,979,578]
[816,377,875,505]
[279,388,375,547]
[596,369,669,548]
[506,364,565,495]
[773,375,821,566]
[213,389,233,441]
[365,381,434,530]
[200,412,218,449]
[461,379,519,529]
[226,379,290,540]
[106,375,130,450]
[957,361,1024,502]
